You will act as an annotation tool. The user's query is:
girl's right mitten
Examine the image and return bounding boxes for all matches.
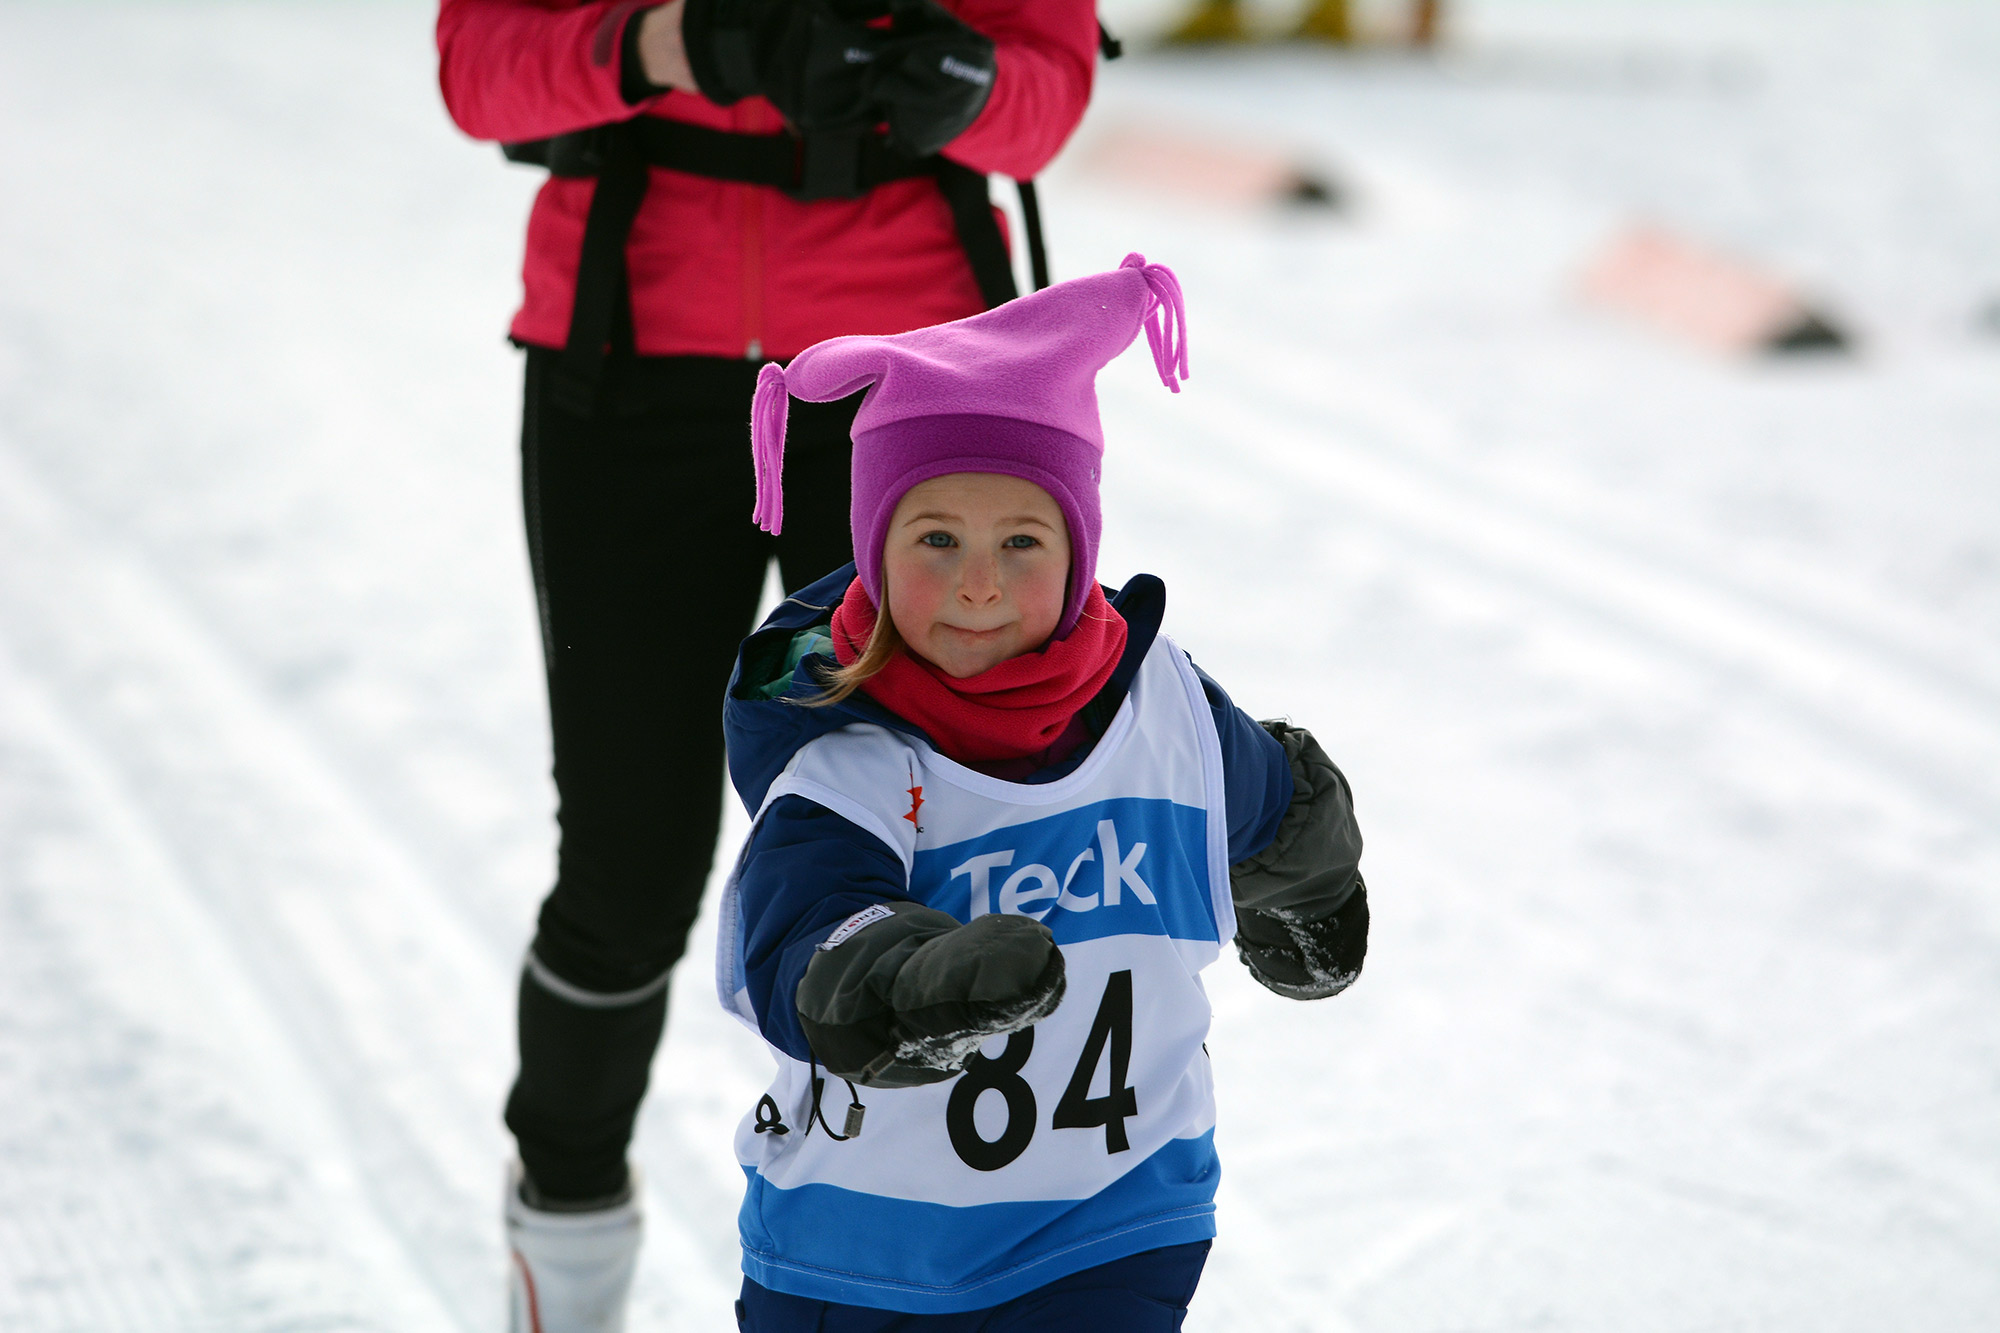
[797,902,1066,1088]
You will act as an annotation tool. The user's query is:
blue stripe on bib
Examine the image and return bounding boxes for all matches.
[737,1131,1220,1313]
[911,797,1219,946]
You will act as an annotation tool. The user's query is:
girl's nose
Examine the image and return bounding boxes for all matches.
[958,552,1002,604]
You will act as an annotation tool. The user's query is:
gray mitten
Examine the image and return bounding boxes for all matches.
[1230,720,1368,999]
[1234,882,1369,999]
[798,902,1066,1088]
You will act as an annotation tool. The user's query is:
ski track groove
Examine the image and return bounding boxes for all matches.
[0,436,742,1329]
[1096,312,2000,1309]
[11,332,1991,1329]
[1112,330,2000,837]
[0,436,504,1328]
[1234,335,2000,721]
[5,7,1997,1330]
[0,639,457,1332]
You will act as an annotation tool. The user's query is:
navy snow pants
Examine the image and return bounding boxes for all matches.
[735,1242,1212,1332]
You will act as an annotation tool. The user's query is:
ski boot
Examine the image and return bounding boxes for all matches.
[505,1162,642,1333]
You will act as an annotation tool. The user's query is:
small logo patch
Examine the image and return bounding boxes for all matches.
[819,903,895,951]
[939,55,993,86]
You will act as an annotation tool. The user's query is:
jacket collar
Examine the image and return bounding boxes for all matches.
[723,563,1166,814]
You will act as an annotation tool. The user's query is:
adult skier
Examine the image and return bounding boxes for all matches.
[435,0,1100,1325]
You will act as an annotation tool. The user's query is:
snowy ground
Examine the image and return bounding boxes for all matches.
[2,1,1997,1329]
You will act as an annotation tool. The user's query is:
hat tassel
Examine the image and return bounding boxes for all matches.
[751,361,790,534]
[1121,253,1190,393]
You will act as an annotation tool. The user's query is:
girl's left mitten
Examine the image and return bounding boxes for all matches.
[797,902,1066,1088]
[1230,719,1369,999]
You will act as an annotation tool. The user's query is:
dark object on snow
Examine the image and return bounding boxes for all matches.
[1765,310,1848,354]
[798,901,1067,1087]
[1976,298,2000,338]
[1284,172,1343,209]
[1229,720,1368,998]
[1072,122,1349,214]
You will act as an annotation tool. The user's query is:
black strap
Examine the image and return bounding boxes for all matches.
[1017,179,1049,291]
[503,12,1124,411]
[934,158,1019,309]
[550,127,651,417]
[511,119,936,198]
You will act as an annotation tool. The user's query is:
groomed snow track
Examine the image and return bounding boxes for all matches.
[3,2,1997,1330]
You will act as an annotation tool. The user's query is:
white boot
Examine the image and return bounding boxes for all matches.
[505,1162,642,1333]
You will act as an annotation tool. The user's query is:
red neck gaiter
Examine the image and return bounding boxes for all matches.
[829,578,1128,765]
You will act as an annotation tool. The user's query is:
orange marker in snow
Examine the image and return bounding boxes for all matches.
[1070,122,1341,210]
[1580,225,1848,354]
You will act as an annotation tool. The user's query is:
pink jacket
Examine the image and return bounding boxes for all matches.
[437,0,1098,360]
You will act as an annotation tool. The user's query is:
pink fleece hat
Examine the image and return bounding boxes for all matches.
[749,253,1189,639]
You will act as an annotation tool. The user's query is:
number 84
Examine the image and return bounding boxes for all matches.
[945,970,1137,1172]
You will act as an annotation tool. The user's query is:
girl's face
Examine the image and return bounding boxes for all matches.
[883,473,1071,679]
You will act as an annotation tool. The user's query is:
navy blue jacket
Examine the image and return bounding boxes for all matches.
[722,565,1292,1062]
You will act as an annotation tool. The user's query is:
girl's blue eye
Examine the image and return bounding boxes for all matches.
[920,531,956,548]
[1003,534,1039,549]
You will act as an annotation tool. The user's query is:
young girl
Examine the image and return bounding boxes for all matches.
[716,255,1369,1330]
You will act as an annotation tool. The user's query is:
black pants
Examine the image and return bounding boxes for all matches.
[505,347,858,1202]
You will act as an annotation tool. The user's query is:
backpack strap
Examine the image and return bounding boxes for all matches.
[511,120,1018,413]
[933,157,1020,310]
[1016,180,1050,291]
[545,127,649,416]
[504,12,1125,411]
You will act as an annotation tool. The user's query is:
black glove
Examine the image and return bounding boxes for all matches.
[1235,881,1369,1000]
[683,0,889,134]
[865,0,996,156]
[797,901,1066,1088]
[683,0,994,155]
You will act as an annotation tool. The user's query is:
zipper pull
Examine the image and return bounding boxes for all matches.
[841,1078,866,1139]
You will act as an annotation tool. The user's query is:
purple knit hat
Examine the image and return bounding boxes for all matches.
[749,253,1189,638]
